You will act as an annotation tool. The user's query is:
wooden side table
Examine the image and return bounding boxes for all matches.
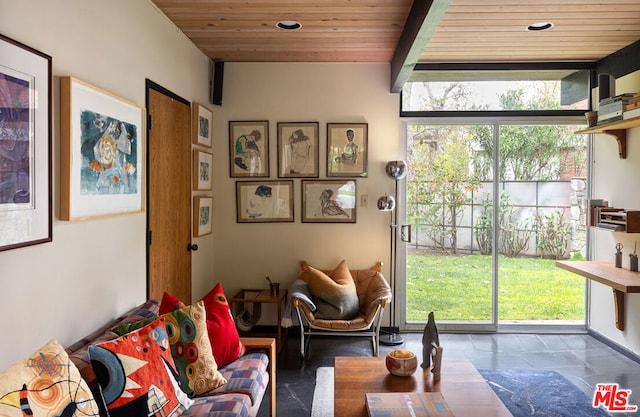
[230,288,288,352]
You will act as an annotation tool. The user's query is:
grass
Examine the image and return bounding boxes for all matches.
[406,254,585,322]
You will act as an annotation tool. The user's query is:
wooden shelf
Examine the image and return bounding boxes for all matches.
[556,260,640,331]
[596,209,640,233]
[575,115,640,159]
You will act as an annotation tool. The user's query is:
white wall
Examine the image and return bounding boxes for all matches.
[0,0,214,369]
[210,63,401,323]
[589,70,640,353]
[0,1,400,368]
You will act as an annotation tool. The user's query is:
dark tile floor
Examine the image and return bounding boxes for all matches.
[257,331,640,417]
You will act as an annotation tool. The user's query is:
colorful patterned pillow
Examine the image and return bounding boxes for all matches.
[0,339,100,417]
[304,259,360,319]
[199,283,246,367]
[88,317,193,417]
[115,302,227,396]
[163,301,227,395]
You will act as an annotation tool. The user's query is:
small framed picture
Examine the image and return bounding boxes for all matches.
[229,120,269,177]
[277,122,319,178]
[302,180,356,223]
[194,150,213,191]
[194,196,213,237]
[327,123,368,177]
[236,180,294,223]
[193,102,213,147]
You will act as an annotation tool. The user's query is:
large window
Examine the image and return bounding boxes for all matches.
[401,66,592,114]
[399,66,590,331]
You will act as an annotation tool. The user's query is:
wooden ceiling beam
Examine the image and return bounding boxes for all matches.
[390,0,451,93]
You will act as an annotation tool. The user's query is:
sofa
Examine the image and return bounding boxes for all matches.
[0,298,275,417]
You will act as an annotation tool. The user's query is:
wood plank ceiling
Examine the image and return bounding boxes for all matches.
[150,0,640,64]
[150,0,640,90]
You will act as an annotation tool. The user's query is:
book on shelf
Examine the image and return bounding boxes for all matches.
[596,222,624,231]
[623,107,640,120]
[598,101,624,115]
[599,93,638,106]
[625,97,640,107]
[597,114,623,125]
[365,392,455,417]
[598,109,623,119]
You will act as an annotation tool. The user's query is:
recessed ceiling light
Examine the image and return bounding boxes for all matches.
[527,22,554,31]
[276,20,302,31]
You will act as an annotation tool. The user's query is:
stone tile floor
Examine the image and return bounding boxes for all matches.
[256,331,640,416]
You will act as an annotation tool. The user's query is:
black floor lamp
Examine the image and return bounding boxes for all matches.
[377,160,407,346]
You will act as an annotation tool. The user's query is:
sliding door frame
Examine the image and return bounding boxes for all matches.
[398,116,589,334]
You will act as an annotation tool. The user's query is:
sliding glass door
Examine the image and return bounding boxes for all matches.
[400,119,587,331]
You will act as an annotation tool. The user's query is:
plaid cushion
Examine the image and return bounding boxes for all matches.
[184,393,251,417]
[107,299,160,331]
[213,352,269,405]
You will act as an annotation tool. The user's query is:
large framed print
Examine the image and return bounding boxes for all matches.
[193,102,213,147]
[0,34,52,251]
[60,76,145,221]
[229,120,269,177]
[327,123,368,177]
[236,180,293,223]
[277,122,319,178]
[302,180,356,223]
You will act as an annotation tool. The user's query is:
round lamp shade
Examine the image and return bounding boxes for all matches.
[385,160,407,180]
[377,194,395,211]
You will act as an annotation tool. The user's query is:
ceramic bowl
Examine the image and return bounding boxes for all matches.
[385,349,418,376]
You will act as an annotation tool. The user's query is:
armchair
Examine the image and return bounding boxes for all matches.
[292,261,392,358]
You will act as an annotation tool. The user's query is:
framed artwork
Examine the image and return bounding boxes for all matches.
[302,180,356,223]
[277,122,319,178]
[0,34,52,251]
[194,150,213,191]
[193,196,213,237]
[229,120,269,177]
[327,123,368,177]
[59,77,145,221]
[193,102,213,147]
[236,180,293,223]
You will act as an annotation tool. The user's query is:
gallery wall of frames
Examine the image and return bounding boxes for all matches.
[230,120,368,224]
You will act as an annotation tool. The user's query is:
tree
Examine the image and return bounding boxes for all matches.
[406,79,585,256]
[408,125,481,254]
[471,82,585,181]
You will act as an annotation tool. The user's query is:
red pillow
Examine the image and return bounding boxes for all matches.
[159,291,186,315]
[199,283,246,366]
[160,284,245,367]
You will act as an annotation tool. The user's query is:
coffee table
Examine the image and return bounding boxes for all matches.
[334,356,513,417]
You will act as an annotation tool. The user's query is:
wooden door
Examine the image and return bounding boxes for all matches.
[146,81,193,304]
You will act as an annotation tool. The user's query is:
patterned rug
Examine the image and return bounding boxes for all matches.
[478,369,612,417]
[310,367,614,417]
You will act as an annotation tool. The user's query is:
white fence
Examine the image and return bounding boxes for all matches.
[408,178,587,258]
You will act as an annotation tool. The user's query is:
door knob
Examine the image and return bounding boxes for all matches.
[187,243,199,251]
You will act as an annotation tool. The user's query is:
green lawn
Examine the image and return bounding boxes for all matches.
[406,254,585,322]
